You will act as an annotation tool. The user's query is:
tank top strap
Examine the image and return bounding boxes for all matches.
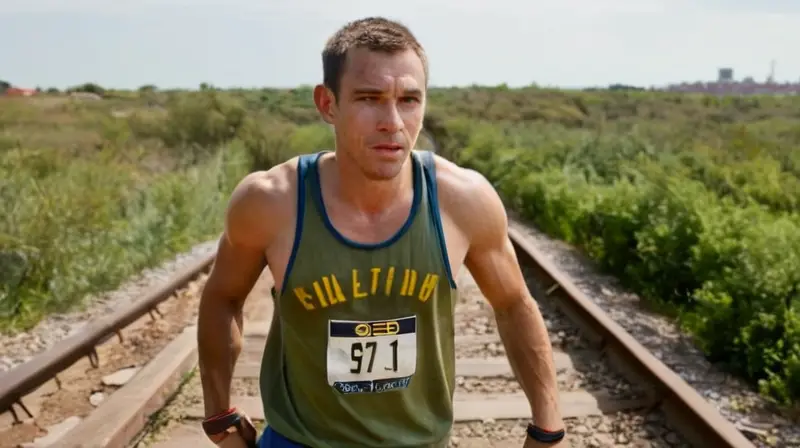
[418,150,457,289]
[278,152,325,295]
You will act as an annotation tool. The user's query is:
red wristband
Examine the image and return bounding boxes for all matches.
[204,407,236,422]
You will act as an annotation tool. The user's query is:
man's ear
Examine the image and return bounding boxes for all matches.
[313,84,336,124]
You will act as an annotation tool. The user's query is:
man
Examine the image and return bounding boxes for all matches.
[197,17,566,448]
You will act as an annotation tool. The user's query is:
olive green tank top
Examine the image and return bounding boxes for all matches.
[259,150,459,447]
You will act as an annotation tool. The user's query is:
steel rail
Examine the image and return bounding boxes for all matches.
[0,251,216,421]
[507,224,755,448]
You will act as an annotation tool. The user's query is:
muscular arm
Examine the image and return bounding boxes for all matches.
[458,171,564,431]
[197,172,277,418]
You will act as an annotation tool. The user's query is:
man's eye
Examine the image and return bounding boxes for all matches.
[401,97,420,103]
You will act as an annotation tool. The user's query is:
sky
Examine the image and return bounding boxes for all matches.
[1,0,798,90]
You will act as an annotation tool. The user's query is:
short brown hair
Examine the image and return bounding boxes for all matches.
[322,17,428,98]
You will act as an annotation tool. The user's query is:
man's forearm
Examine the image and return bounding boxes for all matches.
[495,295,563,429]
[197,295,245,418]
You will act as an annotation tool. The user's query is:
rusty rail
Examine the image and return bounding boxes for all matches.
[507,224,755,448]
[0,251,216,422]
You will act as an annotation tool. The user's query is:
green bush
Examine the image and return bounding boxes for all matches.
[442,117,800,407]
[0,144,250,330]
[0,89,336,333]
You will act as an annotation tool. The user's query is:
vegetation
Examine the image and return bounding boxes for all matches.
[425,88,800,409]
[2,82,800,410]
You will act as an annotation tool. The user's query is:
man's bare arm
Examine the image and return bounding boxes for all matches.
[459,171,564,431]
[197,172,275,418]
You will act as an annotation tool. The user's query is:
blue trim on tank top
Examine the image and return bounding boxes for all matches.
[278,154,313,296]
[419,151,457,290]
[310,151,422,251]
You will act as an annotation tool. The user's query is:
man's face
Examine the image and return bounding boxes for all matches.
[316,47,426,181]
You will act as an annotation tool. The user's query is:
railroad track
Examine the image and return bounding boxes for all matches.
[0,214,759,448]
[0,254,215,448]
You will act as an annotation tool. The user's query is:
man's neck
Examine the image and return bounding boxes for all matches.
[324,153,414,215]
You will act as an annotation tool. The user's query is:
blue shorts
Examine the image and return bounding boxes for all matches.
[258,426,306,447]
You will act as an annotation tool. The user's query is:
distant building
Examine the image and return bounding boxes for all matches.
[661,68,800,96]
[718,68,734,83]
[4,87,37,97]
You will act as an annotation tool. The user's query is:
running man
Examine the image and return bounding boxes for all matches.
[197,17,566,448]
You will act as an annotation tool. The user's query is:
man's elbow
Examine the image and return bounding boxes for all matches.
[197,294,244,350]
[490,286,536,317]
[197,286,244,334]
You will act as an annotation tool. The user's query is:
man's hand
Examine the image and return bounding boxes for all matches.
[217,432,252,448]
[204,410,259,448]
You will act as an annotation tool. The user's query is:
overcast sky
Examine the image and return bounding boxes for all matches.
[1,0,798,90]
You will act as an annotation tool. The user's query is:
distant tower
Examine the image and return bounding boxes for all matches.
[718,68,734,83]
[767,60,776,83]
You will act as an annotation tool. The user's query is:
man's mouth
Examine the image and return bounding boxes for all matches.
[371,143,403,152]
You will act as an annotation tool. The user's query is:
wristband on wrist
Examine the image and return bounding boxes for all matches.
[526,423,566,444]
[202,408,258,447]
[205,407,236,422]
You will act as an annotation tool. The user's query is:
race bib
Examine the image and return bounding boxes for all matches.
[326,316,417,394]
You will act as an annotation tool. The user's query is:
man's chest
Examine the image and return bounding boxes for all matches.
[267,213,467,296]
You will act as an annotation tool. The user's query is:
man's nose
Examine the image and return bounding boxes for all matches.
[377,103,404,133]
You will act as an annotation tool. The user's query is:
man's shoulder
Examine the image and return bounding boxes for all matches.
[426,153,495,202]
[228,150,325,215]
[425,153,507,238]
[232,156,302,208]
[225,157,306,247]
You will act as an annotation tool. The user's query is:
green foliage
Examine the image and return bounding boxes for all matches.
[436,112,800,407]
[237,115,333,170]
[0,89,338,333]
[0,142,250,331]
[66,82,105,96]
